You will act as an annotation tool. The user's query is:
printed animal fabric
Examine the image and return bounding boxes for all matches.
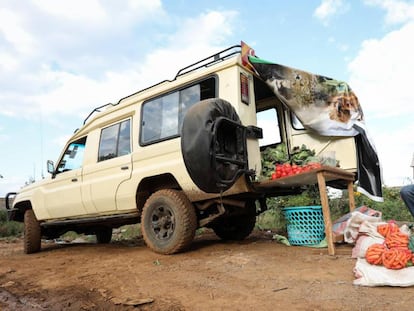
[248,56,363,136]
[248,56,383,202]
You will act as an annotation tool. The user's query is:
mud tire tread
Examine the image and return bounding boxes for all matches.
[141,189,197,254]
[24,209,41,254]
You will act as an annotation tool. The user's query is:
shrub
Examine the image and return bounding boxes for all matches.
[255,185,412,232]
[0,210,23,238]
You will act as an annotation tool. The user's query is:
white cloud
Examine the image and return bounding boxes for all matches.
[364,0,414,25]
[31,0,107,22]
[314,0,349,25]
[128,0,162,12]
[0,8,36,55]
[0,52,19,72]
[348,22,414,118]
[348,21,414,185]
[372,124,414,186]
[1,9,237,121]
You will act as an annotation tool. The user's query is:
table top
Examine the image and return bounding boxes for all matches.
[253,166,355,190]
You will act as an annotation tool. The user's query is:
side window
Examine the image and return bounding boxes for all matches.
[57,137,87,173]
[256,108,282,147]
[141,77,216,145]
[98,119,131,162]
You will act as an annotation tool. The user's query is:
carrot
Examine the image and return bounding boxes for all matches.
[385,232,409,249]
[377,223,400,238]
[382,248,409,270]
[366,244,387,265]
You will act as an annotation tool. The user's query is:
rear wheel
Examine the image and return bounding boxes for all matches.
[212,202,256,241]
[141,189,197,254]
[24,209,41,254]
[96,227,112,244]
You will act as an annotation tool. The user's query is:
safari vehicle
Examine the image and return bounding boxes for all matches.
[6,42,363,255]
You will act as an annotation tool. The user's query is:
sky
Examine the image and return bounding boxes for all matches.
[1,0,414,197]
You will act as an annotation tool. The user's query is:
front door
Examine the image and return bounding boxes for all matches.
[44,138,88,218]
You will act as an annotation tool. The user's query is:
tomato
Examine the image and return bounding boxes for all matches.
[271,172,277,180]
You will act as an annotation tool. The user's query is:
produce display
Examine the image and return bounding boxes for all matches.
[271,162,322,180]
[365,223,414,270]
[261,143,324,180]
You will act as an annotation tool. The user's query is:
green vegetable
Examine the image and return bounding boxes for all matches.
[260,143,318,178]
[290,145,316,165]
[261,143,288,178]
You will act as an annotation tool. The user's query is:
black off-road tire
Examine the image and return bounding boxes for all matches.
[96,227,112,244]
[181,98,242,193]
[141,189,197,254]
[24,209,41,254]
[212,202,256,241]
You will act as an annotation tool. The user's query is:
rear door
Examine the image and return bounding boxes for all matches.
[253,74,357,174]
[286,111,357,172]
[82,118,133,212]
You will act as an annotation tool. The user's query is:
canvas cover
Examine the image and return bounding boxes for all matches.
[247,53,383,201]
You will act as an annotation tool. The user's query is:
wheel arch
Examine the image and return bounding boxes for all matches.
[10,200,33,222]
[135,173,182,213]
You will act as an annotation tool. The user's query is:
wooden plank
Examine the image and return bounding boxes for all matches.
[348,181,355,212]
[317,172,335,256]
[254,166,355,190]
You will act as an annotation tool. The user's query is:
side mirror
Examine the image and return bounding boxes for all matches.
[47,160,56,178]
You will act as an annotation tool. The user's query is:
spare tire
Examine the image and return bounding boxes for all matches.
[181,98,246,193]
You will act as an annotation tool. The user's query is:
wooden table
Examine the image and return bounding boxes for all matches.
[254,166,356,255]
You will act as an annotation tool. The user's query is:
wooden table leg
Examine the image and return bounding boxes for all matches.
[316,172,335,256]
[347,181,355,212]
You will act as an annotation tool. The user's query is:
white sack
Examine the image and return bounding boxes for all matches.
[344,212,384,243]
[353,258,414,287]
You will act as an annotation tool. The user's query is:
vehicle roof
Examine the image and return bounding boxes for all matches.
[83,45,245,125]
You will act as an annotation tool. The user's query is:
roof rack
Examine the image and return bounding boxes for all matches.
[82,44,242,126]
[174,44,241,78]
[83,103,116,125]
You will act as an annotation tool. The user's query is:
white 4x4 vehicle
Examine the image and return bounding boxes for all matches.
[6,42,377,255]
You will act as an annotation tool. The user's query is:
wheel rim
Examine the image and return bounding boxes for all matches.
[150,205,175,240]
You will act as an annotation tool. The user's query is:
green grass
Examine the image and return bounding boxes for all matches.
[255,186,413,232]
[0,210,23,238]
[1,185,411,239]
[112,224,142,241]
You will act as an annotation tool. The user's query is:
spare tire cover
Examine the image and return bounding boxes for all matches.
[181,98,241,193]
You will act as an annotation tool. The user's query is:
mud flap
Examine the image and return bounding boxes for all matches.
[181,98,251,193]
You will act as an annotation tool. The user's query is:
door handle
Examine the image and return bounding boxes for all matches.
[71,178,78,182]
[121,166,129,170]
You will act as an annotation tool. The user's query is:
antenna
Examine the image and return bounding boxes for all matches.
[40,109,45,179]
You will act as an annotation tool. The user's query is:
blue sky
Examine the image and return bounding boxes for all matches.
[1,0,414,196]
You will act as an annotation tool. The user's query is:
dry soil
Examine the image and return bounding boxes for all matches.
[1,230,414,311]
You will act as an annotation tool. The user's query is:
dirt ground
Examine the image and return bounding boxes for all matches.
[1,230,414,311]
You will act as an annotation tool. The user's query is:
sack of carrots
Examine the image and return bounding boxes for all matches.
[365,223,413,270]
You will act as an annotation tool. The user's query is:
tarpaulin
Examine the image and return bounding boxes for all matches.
[248,55,383,201]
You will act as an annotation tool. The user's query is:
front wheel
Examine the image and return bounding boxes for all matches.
[24,209,41,254]
[141,189,197,254]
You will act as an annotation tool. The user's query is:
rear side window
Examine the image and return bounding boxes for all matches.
[256,108,282,147]
[98,119,131,161]
[140,77,216,145]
